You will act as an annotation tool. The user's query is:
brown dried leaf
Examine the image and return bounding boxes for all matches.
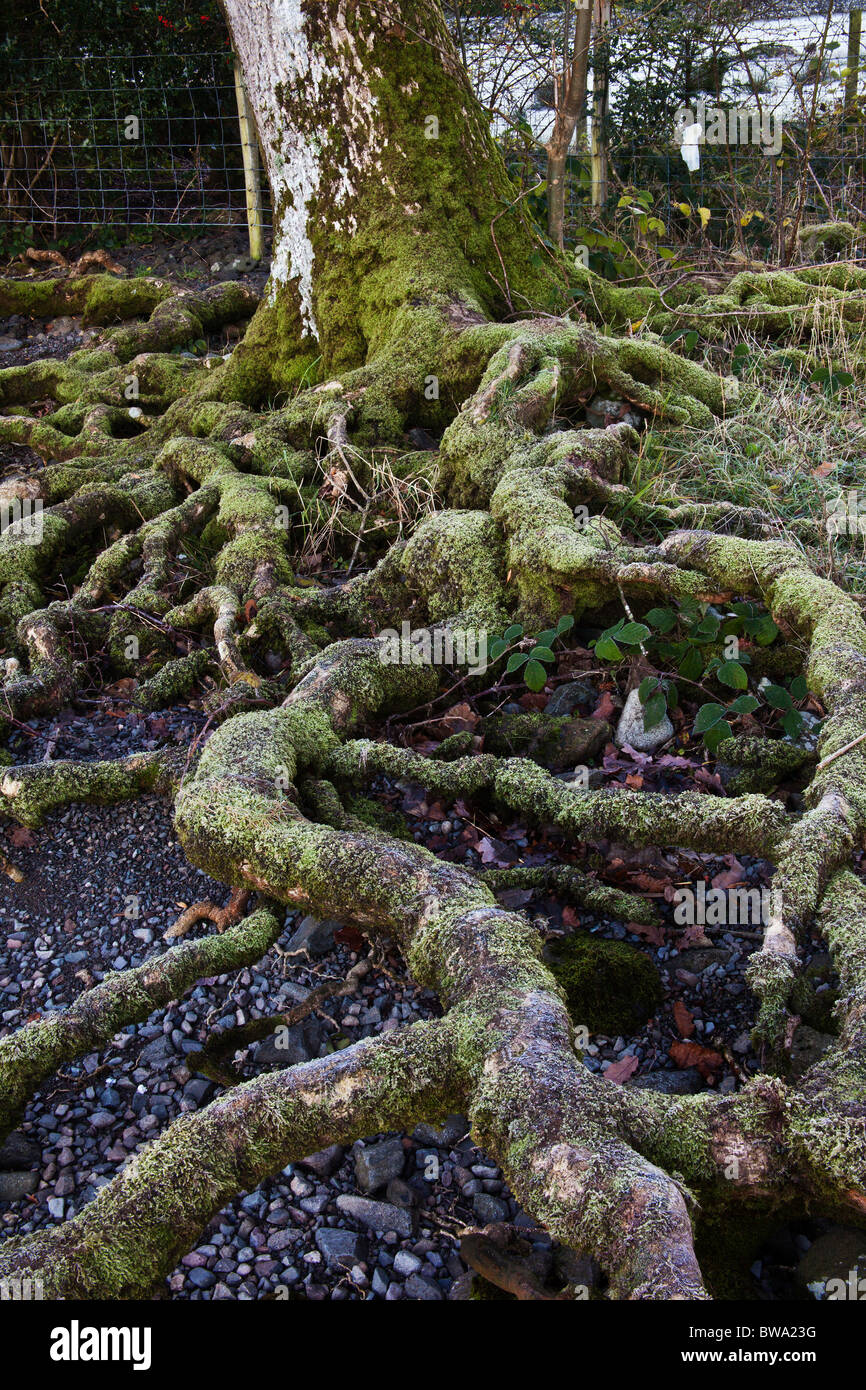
[605,1055,639,1084]
[673,1000,695,1038]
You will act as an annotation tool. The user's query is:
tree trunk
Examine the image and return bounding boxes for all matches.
[219,0,560,396]
[544,4,593,249]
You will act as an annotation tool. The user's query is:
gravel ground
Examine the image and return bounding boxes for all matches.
[0,737,844,1300]
[0,768,559,1301]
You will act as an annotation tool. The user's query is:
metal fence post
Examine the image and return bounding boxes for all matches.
[233,57,264,262]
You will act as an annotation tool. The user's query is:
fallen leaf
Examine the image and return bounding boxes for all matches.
[626,919,666,946]
[439,703,478,735]
[9,827,36,848]
[591,690,617,721]
[673,1000,695,1037]
[711,857,746,890]
[561,905,581,929]
[605,1055,640,1084]
[670,1040,724,1079]
[628,871,672,895]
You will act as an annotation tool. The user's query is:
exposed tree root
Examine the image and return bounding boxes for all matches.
[0,247,865,1301]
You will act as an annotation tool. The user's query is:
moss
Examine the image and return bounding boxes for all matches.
[400,509,508,628]
[344,793,410,840]
[547,933,663,1037]
[484,710,609,772]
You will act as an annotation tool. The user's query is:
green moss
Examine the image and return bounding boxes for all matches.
[547,933,663,1037]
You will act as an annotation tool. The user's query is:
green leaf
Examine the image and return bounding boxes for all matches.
[643,691,668,730]
[618,622,650,645]
[678,646,705,682]
[488,638,509,661]
[789,675,807,701]
[528,645,555,663]
[765,683,793,711]
[695,614,721,640]
[594,637,623,662]
[717,660,748,690]
[535,630,557,648]
[781,710,804,739]
[704,721,733,754]
[556,615,575,634]
[694,703,726,734]
[753,615,779,645]
[503,624,524,642]
[638,676,657,703]
[523,660,548,693]
[645,606,676,633]
[728,694,760,715]
[506,652,529,673]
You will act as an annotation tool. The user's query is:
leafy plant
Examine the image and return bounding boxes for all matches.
[590,598,812,752]
[488,615,575,693]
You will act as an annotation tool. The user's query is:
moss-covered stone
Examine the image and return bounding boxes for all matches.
[547,933,663,1037]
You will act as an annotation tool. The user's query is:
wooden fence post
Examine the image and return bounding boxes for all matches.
[846,10,862,111]
[233,58,265,263]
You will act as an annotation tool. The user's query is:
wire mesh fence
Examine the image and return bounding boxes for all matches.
[1,13,864,256]
[0,51,272,237]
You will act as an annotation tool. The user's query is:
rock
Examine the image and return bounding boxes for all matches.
[335,1194,413,1238]
[673,947,732,974]
[285,915,338,958]
[298,1144,344,1178]
[393,1249,423,1277]
[0,337,23,352]
[797,1226,866,1299]
[633,1070,704,1095]
[138,1035,176,1067]
[47,1197,65,1218]
[0,1170,38,1200]
[254,1016,327,1067]
[547,933,663,1036]
[485,710,609,772]
[314,1228,368,1270]
[230,255,256,272]
[354,1137,405,1193]
[473,1193,509,1224]
[585,394,644,431]
[404,1272,443,1300]
[615,688,673,754]
[385,1178,417,1211]
[790,1025,835,1080]
[48,316,78,335]
[187,1267,216,1290]
[412,1114,468,1147]
[0,1131,40,1170]
[544,680,596,719]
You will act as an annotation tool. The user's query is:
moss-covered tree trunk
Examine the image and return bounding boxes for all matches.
[218,0,561,400]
